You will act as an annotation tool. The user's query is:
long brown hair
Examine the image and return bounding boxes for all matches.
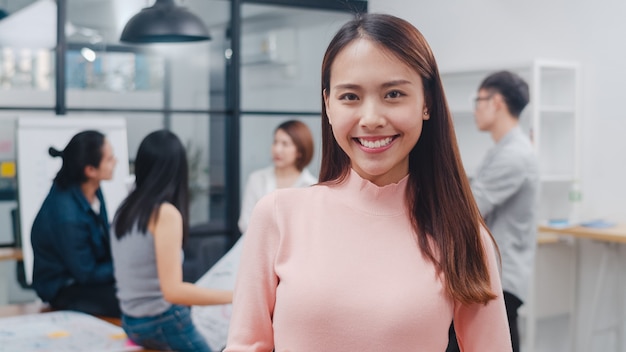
[320,13,497,305]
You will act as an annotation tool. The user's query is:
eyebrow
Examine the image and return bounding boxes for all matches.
[381,79,412,88]
[333,79,413,91]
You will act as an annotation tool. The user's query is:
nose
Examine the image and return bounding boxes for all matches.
[359,99,386,130]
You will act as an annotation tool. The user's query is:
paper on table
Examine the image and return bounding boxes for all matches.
[191,236,244,351]
[580,219,616,229]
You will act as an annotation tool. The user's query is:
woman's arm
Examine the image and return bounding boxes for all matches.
[452,228,512,351]
[225,193,280,351]
[152,203,232,306]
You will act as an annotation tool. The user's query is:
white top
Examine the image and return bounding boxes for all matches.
[238,166,317,233]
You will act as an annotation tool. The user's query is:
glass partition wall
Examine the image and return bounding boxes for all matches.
[0,0,366,247]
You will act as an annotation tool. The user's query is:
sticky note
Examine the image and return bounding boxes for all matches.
[47,330,70,338]
[109,332,128,340]
[0,161,15,177]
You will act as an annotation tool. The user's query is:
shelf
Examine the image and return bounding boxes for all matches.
[541,174,575,182]
[539,106,576,114]
[450,109,475,115]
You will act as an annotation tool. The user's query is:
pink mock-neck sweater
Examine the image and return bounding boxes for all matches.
[225,170,511,352]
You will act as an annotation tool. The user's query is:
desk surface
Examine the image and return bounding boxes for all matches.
[0,247,22,261]
[539,223,626,243]
[0,302,157,352]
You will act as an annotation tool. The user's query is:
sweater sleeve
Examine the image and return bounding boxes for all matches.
[453,228,512,351]
[226,193,280,352]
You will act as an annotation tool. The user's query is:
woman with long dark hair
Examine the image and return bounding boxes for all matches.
[111,129,231,352]
[31,130,119,317]
[225,14,511,351]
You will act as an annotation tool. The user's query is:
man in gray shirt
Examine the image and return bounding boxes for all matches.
[448,71,539,352]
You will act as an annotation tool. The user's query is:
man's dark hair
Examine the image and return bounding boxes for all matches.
[479,71,529,118]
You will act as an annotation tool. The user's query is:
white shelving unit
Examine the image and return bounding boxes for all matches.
[441,60,581,352]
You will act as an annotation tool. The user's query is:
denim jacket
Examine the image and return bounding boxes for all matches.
[31,183,114,302]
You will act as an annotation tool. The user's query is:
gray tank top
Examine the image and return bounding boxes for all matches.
[110,225,171,317]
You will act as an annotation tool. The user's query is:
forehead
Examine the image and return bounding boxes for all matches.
[274,129,293,141]
[101,138,113,154]
[330,38,420,84]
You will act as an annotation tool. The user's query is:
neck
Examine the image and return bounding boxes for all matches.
[80,180,100,204]
[490,114,518,143]
[274,165,300,177]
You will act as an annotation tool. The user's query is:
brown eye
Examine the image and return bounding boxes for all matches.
[385,90,404,99]
[339,93,359,101]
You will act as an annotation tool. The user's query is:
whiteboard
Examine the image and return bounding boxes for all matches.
[16,116,130,284]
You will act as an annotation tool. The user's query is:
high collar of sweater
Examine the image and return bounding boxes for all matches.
[331,169,409,216]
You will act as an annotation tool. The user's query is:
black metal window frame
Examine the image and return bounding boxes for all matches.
[15,0,367,246]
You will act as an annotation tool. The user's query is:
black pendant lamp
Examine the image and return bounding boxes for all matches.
[120,0,210,44]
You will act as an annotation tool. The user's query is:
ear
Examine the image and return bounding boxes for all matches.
[422,106,431,121]
[84,165,98,179]
[323,89,332,125]
[492,93,506,112]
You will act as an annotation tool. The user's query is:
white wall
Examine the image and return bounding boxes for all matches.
[369,1,626,351]
[370,0,625,223]
[239,14,352,195]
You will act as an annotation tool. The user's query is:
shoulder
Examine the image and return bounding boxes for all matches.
[157,202,181,218]
[478,226,498,256]
[492,141,536,173]
[502,130,535,157]
[248,186,324,234]
[246,167,273,184]
[39,185,82,218]
[154,203,182,226]
[256,185,321,212]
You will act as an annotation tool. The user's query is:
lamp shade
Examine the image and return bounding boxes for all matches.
[120,0,210,43]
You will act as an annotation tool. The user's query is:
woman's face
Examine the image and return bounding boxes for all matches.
[324,38,429,186]
[272,128,299,170]
[93,139,117,181]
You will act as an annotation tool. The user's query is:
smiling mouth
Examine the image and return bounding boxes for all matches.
[355,136,397,149]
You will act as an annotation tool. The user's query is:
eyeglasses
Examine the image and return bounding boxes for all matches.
[473,94,494,108]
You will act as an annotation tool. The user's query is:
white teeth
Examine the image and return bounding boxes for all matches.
[358,137,393,149]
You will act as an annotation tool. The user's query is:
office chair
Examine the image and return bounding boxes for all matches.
[182,222,230,283]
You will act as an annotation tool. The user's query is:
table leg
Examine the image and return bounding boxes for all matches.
[585,243,611,351]
[0,261,9,305]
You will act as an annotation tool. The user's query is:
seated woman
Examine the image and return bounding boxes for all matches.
[111,130,232,352]
[238,119,317,233]
[31,130,120,317]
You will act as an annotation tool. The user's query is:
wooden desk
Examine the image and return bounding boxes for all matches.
[539,223,626,243]
[537,231,563,245]
[538,223,626,352]
[0,248,22,306]
[0,301,50,316]
[0,247,22,261]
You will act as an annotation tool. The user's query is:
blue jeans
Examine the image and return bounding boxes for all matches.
[122,305,211,352]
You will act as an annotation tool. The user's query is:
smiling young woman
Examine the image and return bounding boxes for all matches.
[225,13,512,352]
